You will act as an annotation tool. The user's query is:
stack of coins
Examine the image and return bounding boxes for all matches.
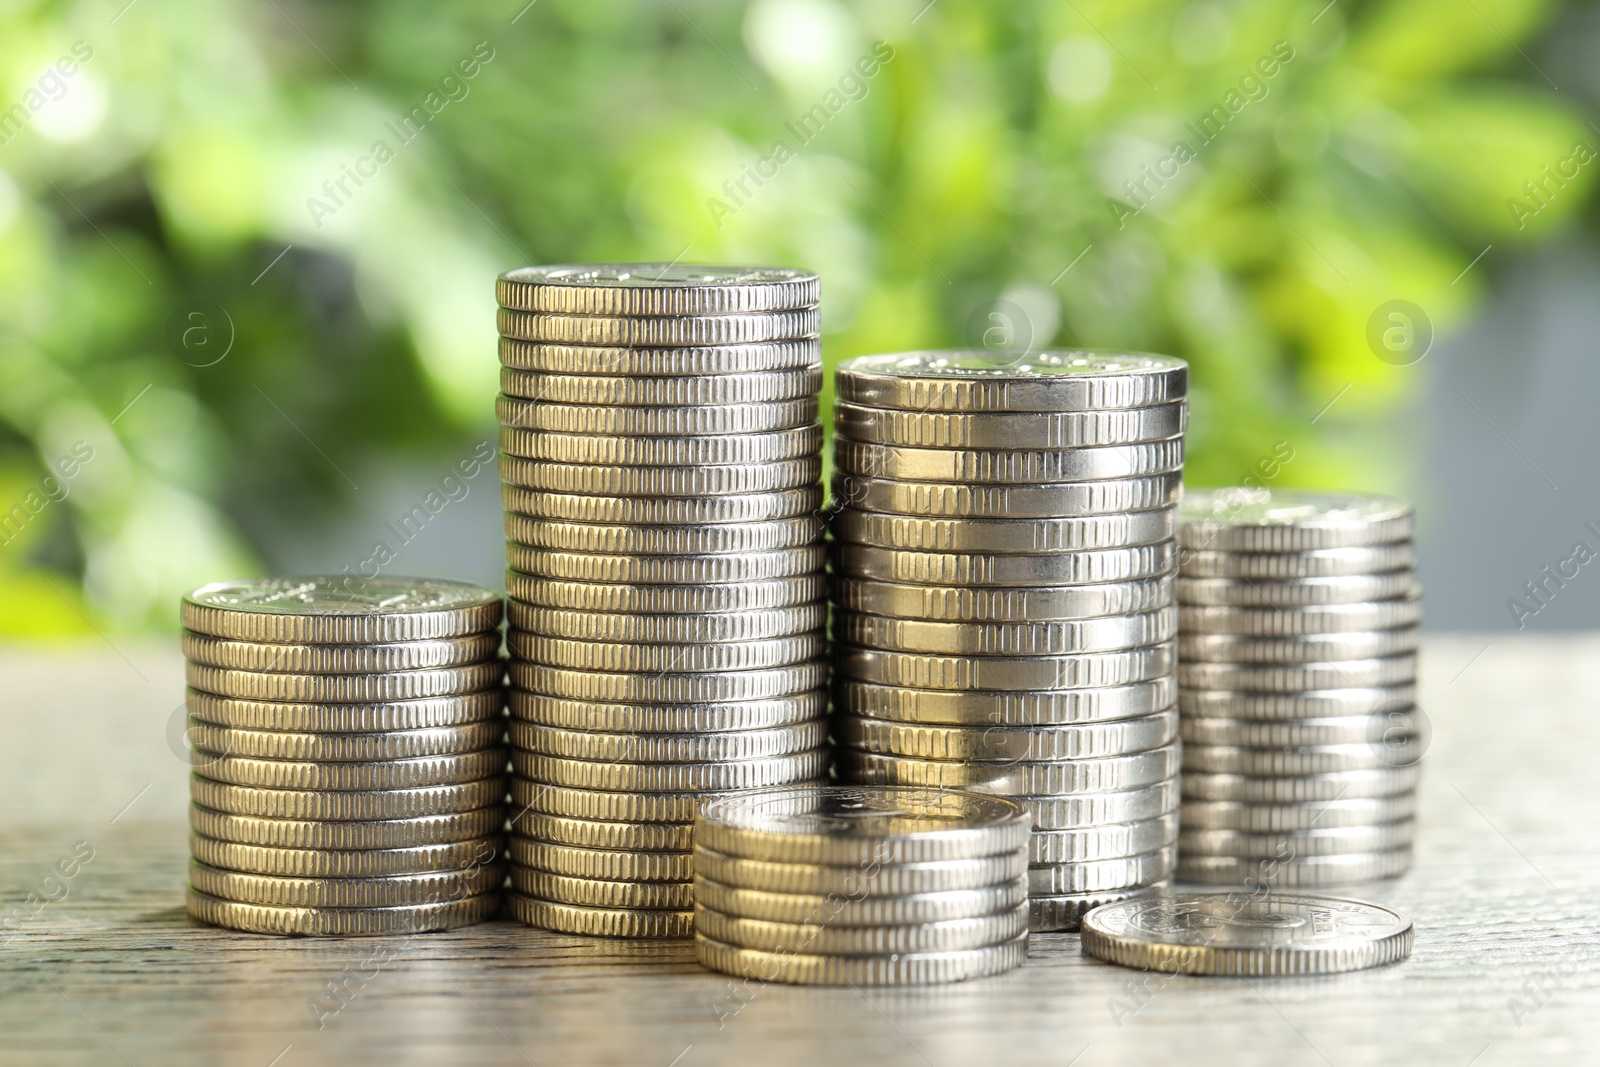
[180,577,508,935]
[693,784,1031,984]
[828,350,1188,931]
[494,264,832,938]
[1175,488,1423,887]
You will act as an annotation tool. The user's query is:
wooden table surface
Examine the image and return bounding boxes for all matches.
[2,634,1596,1066]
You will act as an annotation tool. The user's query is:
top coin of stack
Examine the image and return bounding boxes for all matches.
[180,576,508,936]
[1175,488,1423,887]
[493,264,832,939]
[827,350,1188,931]
[693,784,1031,985]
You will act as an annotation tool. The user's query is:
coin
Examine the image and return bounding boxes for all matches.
[508,631,823,673]
[692,846,1028,896]
[508,690,826,733]
[499,365,820,405]
[834,473,1182,519]
[695,902,1029,955]
[504,545,825,584]
[509,660,828,703]
[1179,488,1414,552]
[186,662,503,703]
[1181,743,1414,776]
[694,876,1028,926]
[1178,795,1418,832]
[1029,887,1161,933]
[514,813,695,852]
[191,749,507,791]
[1177,628,1420,664]
[831,543,1175,586]
[1177,596,1422,636]
[501,425,822,465]
[838,744,1181,796]
[506,602,826,644]
[506,573,824,614]
[836,351,1188,412]
[180,632,501,674]
[1179,685,1416,720]
[182,577,502,643]
[1175,573,1416,606]
[1178,821,1416,858]
[837,643,1175,691]
[836,439,1185,484]
[500,456,822,497]
[185,690,504,731]
[504,485,823,525]
[511,781,730,824]
[833,577,1173,624]
[694,784,1031,865]
[189,806,504,850]
[1180,709,1422,748]
[188,860,505,907]
[829,508,1177,553]
[495,264,819,315]
[184,721,504,762]
[498,396,819,436]
[1178,655,1417,692]
[189,777,505,820]
[1027,847,1175,893]
[1175,849,1413,886]
[185,887,498,936]
[506,894,692,938]
[498,337,819,375]
[497,308,819,347]
[1079,892,1414,974]
[508,721,828,762]
[512,750,828,792]
[1178,544,1415,579]
[510,838,693,882]
[1030,814,1179,864]
[504,516,821,555]
[832,711,1178,762]
[1019,780,1181,830]
[834,401,1186,448]
[509,868,694,909]
[693,931,1029,986]
[838,678,1176,725]
[837,609,1177,656]
[1180,767,1420,802]
[190,834,503,877]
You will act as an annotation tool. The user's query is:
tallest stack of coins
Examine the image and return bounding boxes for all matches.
[493,265,832,938]
[829,350,1188,931]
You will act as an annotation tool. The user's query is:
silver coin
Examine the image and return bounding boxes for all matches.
[188,860,505,908]
[1030,814,1179,864]
[1180,709,1422,748]
[510,838,692,882]
[505,515,822,555]
[499,455,822,497]
[186,887,497,936]
[834,473,1183,519]
[514,813,695,852]
[1179,488,1414,552]
[1028,846,1175,894]
[180,632,500,674]
[1178,628,1419,664]
[1080,892,1414,974]
[497,308,819,348]
[836,439,1184,484]
[511,780,744,824]
[694,902,1029,955]
[833,576,1173,624]
[500,365,820,405]
[834,400,1187,448]
[189,805,504,851]
[1181,742,1413,776]
[1175,848,1413,887]
[694,784,1031,865]
[190,749,506,791]
[829,507,1176,553]
[1178,543,1415,579]
[498,395,819,436]
[1177,595,1423,636]
[181,576,502,644]
[508,720,828,763]
[185,690,503,732]
[508,690,826,733]
[507,601,827,643]
[1176,572,1417,606]
[506,893,693,938]
[504,485,823,526]
[509,660,828,702]
[837,608,1177,656]
[1178,655,1417,692]
[837,643,1175,691]
[835,350,1188,412]
[505,545,825,585]
[693,875,1028,926]
[837,678,1176,725]
[1178,795,1419,832]
[508,631,824,673]
[505,573,825,613]
[833,543,1175,586]
[509,868,694,910]
[1181,766,1420,802]
[495,264,818,315]
[501,425,822,466]
[1029,886,1163,933]
[691,845,1028,896]
[184,721,504,762]
[832,710,1178,762]
[513,749,829,792]
[1019,780,1181,830]
[189,834,503,878]
[1179,685,1417,720]
[186,662,503,703]
[1179,821,1416,859]
[693,930,1028,986]
[498,337,819,375]
[837,742,1182,796]
[190,777,505,820]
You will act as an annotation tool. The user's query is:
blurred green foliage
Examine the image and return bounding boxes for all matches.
[0,0,1593,634]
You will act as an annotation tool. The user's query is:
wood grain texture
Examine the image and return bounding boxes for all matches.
[1,635,1598,1066]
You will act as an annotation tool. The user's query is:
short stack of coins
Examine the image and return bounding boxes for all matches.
[828,350,1188,931]
[180,577,508,935]
[693,784,1031,984]
[494,264,832,938]
[1175,488,1423,887]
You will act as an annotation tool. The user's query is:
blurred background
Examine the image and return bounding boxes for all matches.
[1,0,1596,638]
